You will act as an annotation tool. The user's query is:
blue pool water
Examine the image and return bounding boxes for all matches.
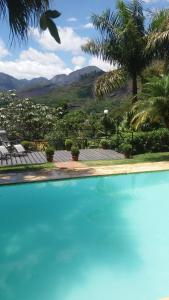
[0,171,169,300]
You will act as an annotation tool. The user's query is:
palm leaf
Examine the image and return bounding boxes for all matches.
[45,18,60,43]
[95,69,127,99]
[0,0,61,42]
[0,0,49,40]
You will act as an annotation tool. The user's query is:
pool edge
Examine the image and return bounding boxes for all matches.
[1,161,169,186]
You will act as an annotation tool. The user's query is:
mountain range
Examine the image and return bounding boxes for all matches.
[0,66,103,97]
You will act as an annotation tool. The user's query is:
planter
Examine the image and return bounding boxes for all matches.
[65,139,73,151]
[72,155,79,161]
[124,152,131,159]
[100,139,109,149]
[71,146,80,161]
[46,155,54,162]
[120,143,132,159]
[102,145,108,149]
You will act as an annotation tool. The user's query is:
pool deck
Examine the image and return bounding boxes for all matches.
[1,160,169,185]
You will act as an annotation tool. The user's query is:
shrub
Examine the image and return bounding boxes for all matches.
[45,131,65,150]
[111,129,169,155]
[120,143,132,158]
[21,140,35,151]
[131,129,169,154]
[45,146,55,157]
[100,139,109,149]
[65,139,73,151]
[88,140,99,149]
[71,145,80,156]
[109,136,119,150]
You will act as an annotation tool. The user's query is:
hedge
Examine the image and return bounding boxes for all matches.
[110,129,169,154]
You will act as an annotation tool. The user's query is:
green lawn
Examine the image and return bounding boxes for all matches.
[0,162,54,173]
[84,152,169,166]
[1,152,169,173]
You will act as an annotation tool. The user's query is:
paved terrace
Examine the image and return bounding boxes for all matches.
[1,161,169,185]
[0,149,124,166]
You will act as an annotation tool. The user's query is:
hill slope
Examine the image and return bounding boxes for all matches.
[32,70,105,107]
[0,66,102,95]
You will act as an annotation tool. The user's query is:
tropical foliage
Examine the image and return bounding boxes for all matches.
[82,0,151,102]
[0,0,61,42]
[82,0,169,104]
[131,75,169,130]
[147,9,169,59]
[0,99,57,140]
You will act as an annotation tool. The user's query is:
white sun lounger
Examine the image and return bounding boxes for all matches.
[0,145,11,159]
[13,144,26,155]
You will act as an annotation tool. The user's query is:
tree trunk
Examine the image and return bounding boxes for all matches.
[132,74,138,103]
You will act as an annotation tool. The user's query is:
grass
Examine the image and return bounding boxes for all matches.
[1,152,169,173]
[0,162,55,173]
[84,152,169,166]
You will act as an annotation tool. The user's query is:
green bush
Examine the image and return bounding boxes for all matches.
[120,143,132,158]
[65,139,73,151]
[45,146,55,157]
[88,140,99,149]
[110,129,169,155]
[21,140,35,151]
[45,131,65,150]
[109,136,119,150]
[100,139,109,149]
[131,129,169,154]
[71,145,80,156]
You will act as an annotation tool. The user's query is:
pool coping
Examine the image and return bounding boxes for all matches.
[1,160,169,185]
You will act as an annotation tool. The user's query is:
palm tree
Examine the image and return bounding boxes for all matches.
[147,9,169,62]
[82,0,150,103]
[131,75,169,130]
[0,0,61,43]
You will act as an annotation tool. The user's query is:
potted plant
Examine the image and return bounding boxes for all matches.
[65,139,73,151]
[71,145,80,161]
[121,143,132,158]
[100,139,109,149]
[45,146,55,162]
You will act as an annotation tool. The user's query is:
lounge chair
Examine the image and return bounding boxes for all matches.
[13,144,27,155]
[0,130,26,155]
[0,130,11,149]
[13,144,26,156]
[0,145,11,159]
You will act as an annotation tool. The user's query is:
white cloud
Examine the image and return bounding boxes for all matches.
[72,55,86,67]
[0,47,72,79]
[0,40,9,59]
[144,0,158,2]
[67,17,77,22]
[30,27,88,54]
[89,57,116,72]
[83,23,94,29]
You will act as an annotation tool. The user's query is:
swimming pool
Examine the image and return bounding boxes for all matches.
[0,171,169,300]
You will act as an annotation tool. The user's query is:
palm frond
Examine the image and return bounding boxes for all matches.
[91,9,120,36]
[95,69,127,99]
[131,110,150,130]
[147,9,169,54]
[128,0,145,35]
[149,9,169,32]
[0,0,60,41]
[131,75,169,129]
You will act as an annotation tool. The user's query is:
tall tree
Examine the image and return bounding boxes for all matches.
[0,0,61,43]
[82,0,150,103]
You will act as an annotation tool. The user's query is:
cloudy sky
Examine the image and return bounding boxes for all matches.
[0,0,168,79]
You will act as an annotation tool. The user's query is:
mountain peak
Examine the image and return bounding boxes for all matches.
[0,66,104,97]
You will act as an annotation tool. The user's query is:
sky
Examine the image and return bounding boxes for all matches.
[0,0,169,80]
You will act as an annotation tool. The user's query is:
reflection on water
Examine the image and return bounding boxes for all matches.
[0,172,169,300]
